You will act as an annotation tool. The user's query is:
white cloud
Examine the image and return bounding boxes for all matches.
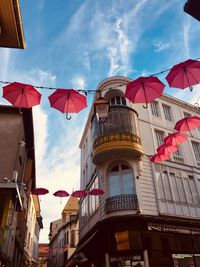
[183,17,191,58]
[0,48,11,80]
[71,76,87,90]
[153,40,170,52]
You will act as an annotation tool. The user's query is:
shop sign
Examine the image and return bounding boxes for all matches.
[148,223,200,235]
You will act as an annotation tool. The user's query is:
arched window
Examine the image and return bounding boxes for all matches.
[110,96,126,106]
[107,163,135,197]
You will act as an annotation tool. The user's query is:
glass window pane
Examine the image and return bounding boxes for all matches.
[110,165,119,172]
[109,175,120,196]
[122,173,134,194]
[121,164,130,170]
[170,173,180,201]
[162,173,172,200]
[177,177,187,203]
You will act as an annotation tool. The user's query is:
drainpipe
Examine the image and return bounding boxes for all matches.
[105,252,110,267]
[143,250,149,267]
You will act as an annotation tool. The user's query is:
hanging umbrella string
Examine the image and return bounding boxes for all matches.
[1,56,200,94]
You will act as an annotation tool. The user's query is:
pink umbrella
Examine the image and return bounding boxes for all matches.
[166,59,200,91]
[2,82,41,108]
[71,190,87,198]
[157,144,178,156]
[48,89,87,119]
[150,153,169,163]
[125,76,165,108]
[53,190,69,204]
[53,190,69,197]
[32,187,49,195]
[174,116,200,134]
[164,132,188,146]
[88,188,104,196]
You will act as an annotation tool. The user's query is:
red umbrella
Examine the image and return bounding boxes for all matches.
[3,82,41,108]
[53,190,69,204]
[48,89,87,119]
[71,190,87,198]
[174,116,200,134]
[157,144,178,156]
[164,132,188,146]
[53,190,69,197]
[166,59,200,91]
[32,187,49,195]
[88,188,104,196]
[125,76,165,108]
[150,153,169,162]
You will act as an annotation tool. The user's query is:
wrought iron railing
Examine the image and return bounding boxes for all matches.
[92,106,140,143]
[104,194,139,214]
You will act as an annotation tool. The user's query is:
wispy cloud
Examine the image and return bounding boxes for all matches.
[71,76,87,90]
[0,49,11,80]
[153,40,170,52]
[183,17,191,58]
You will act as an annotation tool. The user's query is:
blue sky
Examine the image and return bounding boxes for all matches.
[1,0,200,242]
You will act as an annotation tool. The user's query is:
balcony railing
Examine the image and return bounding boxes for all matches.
[104,194,139,214]
[92,106,140,142]
[91,106,143,164]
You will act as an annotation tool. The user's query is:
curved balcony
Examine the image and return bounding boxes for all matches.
[92,106,143,165]
[104,194,139,214]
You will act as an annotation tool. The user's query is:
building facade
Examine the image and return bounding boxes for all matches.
[0,105,41,267]
[48,197,79,267]
[74,76,200,267]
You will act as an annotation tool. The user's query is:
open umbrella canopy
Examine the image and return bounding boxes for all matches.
[157,144,178,156]
[166,59,200,91]
[53,190,69,197]
[88,188,104,196]
[32,187,49,196]
[71,190,87,198]
[150,153,169,163]
[3,82,41,108]
[174,116,200,133]
[125,76,165,108]
[164,132,188,146]
[48,89,87,119]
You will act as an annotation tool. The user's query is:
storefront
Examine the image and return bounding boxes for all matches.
[74,216,200,267]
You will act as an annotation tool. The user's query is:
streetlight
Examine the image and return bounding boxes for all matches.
[94,95,109,123]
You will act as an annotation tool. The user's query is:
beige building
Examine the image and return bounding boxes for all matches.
[70,76,200,267]
[24,195,43,266]
[48,197,79,267]
[0,105,41,267]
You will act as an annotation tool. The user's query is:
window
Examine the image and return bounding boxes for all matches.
[162,104,172,121]
[192,141,200,161]
[89,176,100,214]
[183,112,191,117]
[108,163,135,197]
[110,96,126,106]
[150,101,159,117]
[155,169,200,206]
[70,230,76,247]
[155,130,165,147]
[80,197,88,225]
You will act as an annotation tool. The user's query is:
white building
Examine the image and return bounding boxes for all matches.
[72,76,200,267]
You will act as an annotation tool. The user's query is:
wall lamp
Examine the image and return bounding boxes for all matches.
[94,95,109,123]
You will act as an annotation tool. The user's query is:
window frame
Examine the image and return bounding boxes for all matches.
[150,101,160,117]
[110,96,127,106]
[107,162,135,197]
[154,129,165,147]
[162,104,173,122]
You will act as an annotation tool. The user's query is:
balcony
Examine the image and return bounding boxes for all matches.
[92,106,143,165]
[104,194,139,214]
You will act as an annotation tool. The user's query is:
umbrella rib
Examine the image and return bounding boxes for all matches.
[186,68,200,84]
